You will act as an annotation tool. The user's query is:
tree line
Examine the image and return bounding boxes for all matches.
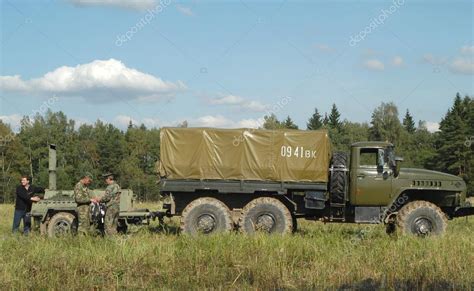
[0,93,472,202]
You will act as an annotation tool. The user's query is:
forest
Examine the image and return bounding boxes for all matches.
[0,93,472,202]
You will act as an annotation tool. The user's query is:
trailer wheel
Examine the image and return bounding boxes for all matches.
[330,152,348,204]
[47,212,77,237]
[396,201,447,236]
[117,219,128,234]
[239,197,293,234]
[181,197,233,235]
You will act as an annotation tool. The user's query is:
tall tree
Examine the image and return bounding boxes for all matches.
[307,108,323,130]
[262,114,283,130]
[0,122,29,203]
[322,113,329,126]
[328,104,342,129]
[283,116,298,129]
[433,94,472,194]
[403,109,416,134]
[369,102,402,144]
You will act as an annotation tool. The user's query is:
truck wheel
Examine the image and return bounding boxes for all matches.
[330,152,348,203]
[47,212,77,237]
[181,197,233,235]
[239,197,293,234]
[396,201,447,236]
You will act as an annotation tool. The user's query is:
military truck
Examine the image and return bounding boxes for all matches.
[158,127,474,236]
[31,145,163,237]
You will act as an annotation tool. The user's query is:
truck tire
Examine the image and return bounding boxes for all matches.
[181,197,234,235]
[396,201,448,236]
[47,212,77,237]
[239,197,293,234]
[330,152,348,203]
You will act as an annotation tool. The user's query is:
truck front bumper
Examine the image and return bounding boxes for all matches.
[453,198,474,218]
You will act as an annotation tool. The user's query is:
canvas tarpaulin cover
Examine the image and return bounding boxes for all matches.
[158,127,331,183]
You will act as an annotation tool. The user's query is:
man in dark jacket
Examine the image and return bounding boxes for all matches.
[12,175,44,234]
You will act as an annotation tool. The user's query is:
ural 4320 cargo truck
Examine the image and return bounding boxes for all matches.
[158,127,473,236]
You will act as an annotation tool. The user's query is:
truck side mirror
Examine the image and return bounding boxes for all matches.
[393,156,404,177]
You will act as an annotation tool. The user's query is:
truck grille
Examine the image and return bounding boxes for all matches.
[412,180,442,187]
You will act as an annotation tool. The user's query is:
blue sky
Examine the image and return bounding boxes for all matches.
[1,0,473,131]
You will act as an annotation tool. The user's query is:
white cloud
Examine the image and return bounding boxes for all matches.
[363,59,384,71]
[114,115,138,128]
[112,115,187,129]
[314,44,335,53]
[236,118,264,128]
[362,48,378,57]
[73,118,93,129]
[0,59,186,102]
[0,114,23,130]
[449,58,474,75]
[193,115,263,128]
[176,5,194,16]
[111,114,263,129]
[209,95,244,105]
[460,45,474,54]
[141,117,162,128]
[424,121,440,133]
[194,115,233,127]
[421,54,446,65]
[392,56,403,67]
[70,0,156,11]
[208,94,268,112]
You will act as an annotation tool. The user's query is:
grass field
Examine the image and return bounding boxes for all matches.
[0,203,472,290]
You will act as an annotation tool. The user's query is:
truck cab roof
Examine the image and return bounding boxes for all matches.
[351,141,393,148]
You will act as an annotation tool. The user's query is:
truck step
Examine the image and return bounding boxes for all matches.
[329,203,346,222]
[330,203,346,208]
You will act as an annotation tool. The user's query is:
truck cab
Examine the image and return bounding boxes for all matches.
[343,142,471,234]
[349,142,400,206]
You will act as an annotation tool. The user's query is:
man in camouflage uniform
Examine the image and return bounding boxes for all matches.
[99,173,121,235]
[74,173,96,235]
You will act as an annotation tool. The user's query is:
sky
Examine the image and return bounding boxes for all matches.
[0,0,473,132]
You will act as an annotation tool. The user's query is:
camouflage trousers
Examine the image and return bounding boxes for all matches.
[77,204,91,235]
[105,204,119,235]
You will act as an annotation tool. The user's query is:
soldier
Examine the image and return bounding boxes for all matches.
[99,173,121,235]
[74,173,96,235]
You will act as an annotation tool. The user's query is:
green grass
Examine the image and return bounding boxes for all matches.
[0,203,473,290]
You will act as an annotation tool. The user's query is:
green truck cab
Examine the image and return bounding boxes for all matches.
[159,128,473,236]
[350,142,467,208]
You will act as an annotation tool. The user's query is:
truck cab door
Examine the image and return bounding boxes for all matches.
[351,148,392,205]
